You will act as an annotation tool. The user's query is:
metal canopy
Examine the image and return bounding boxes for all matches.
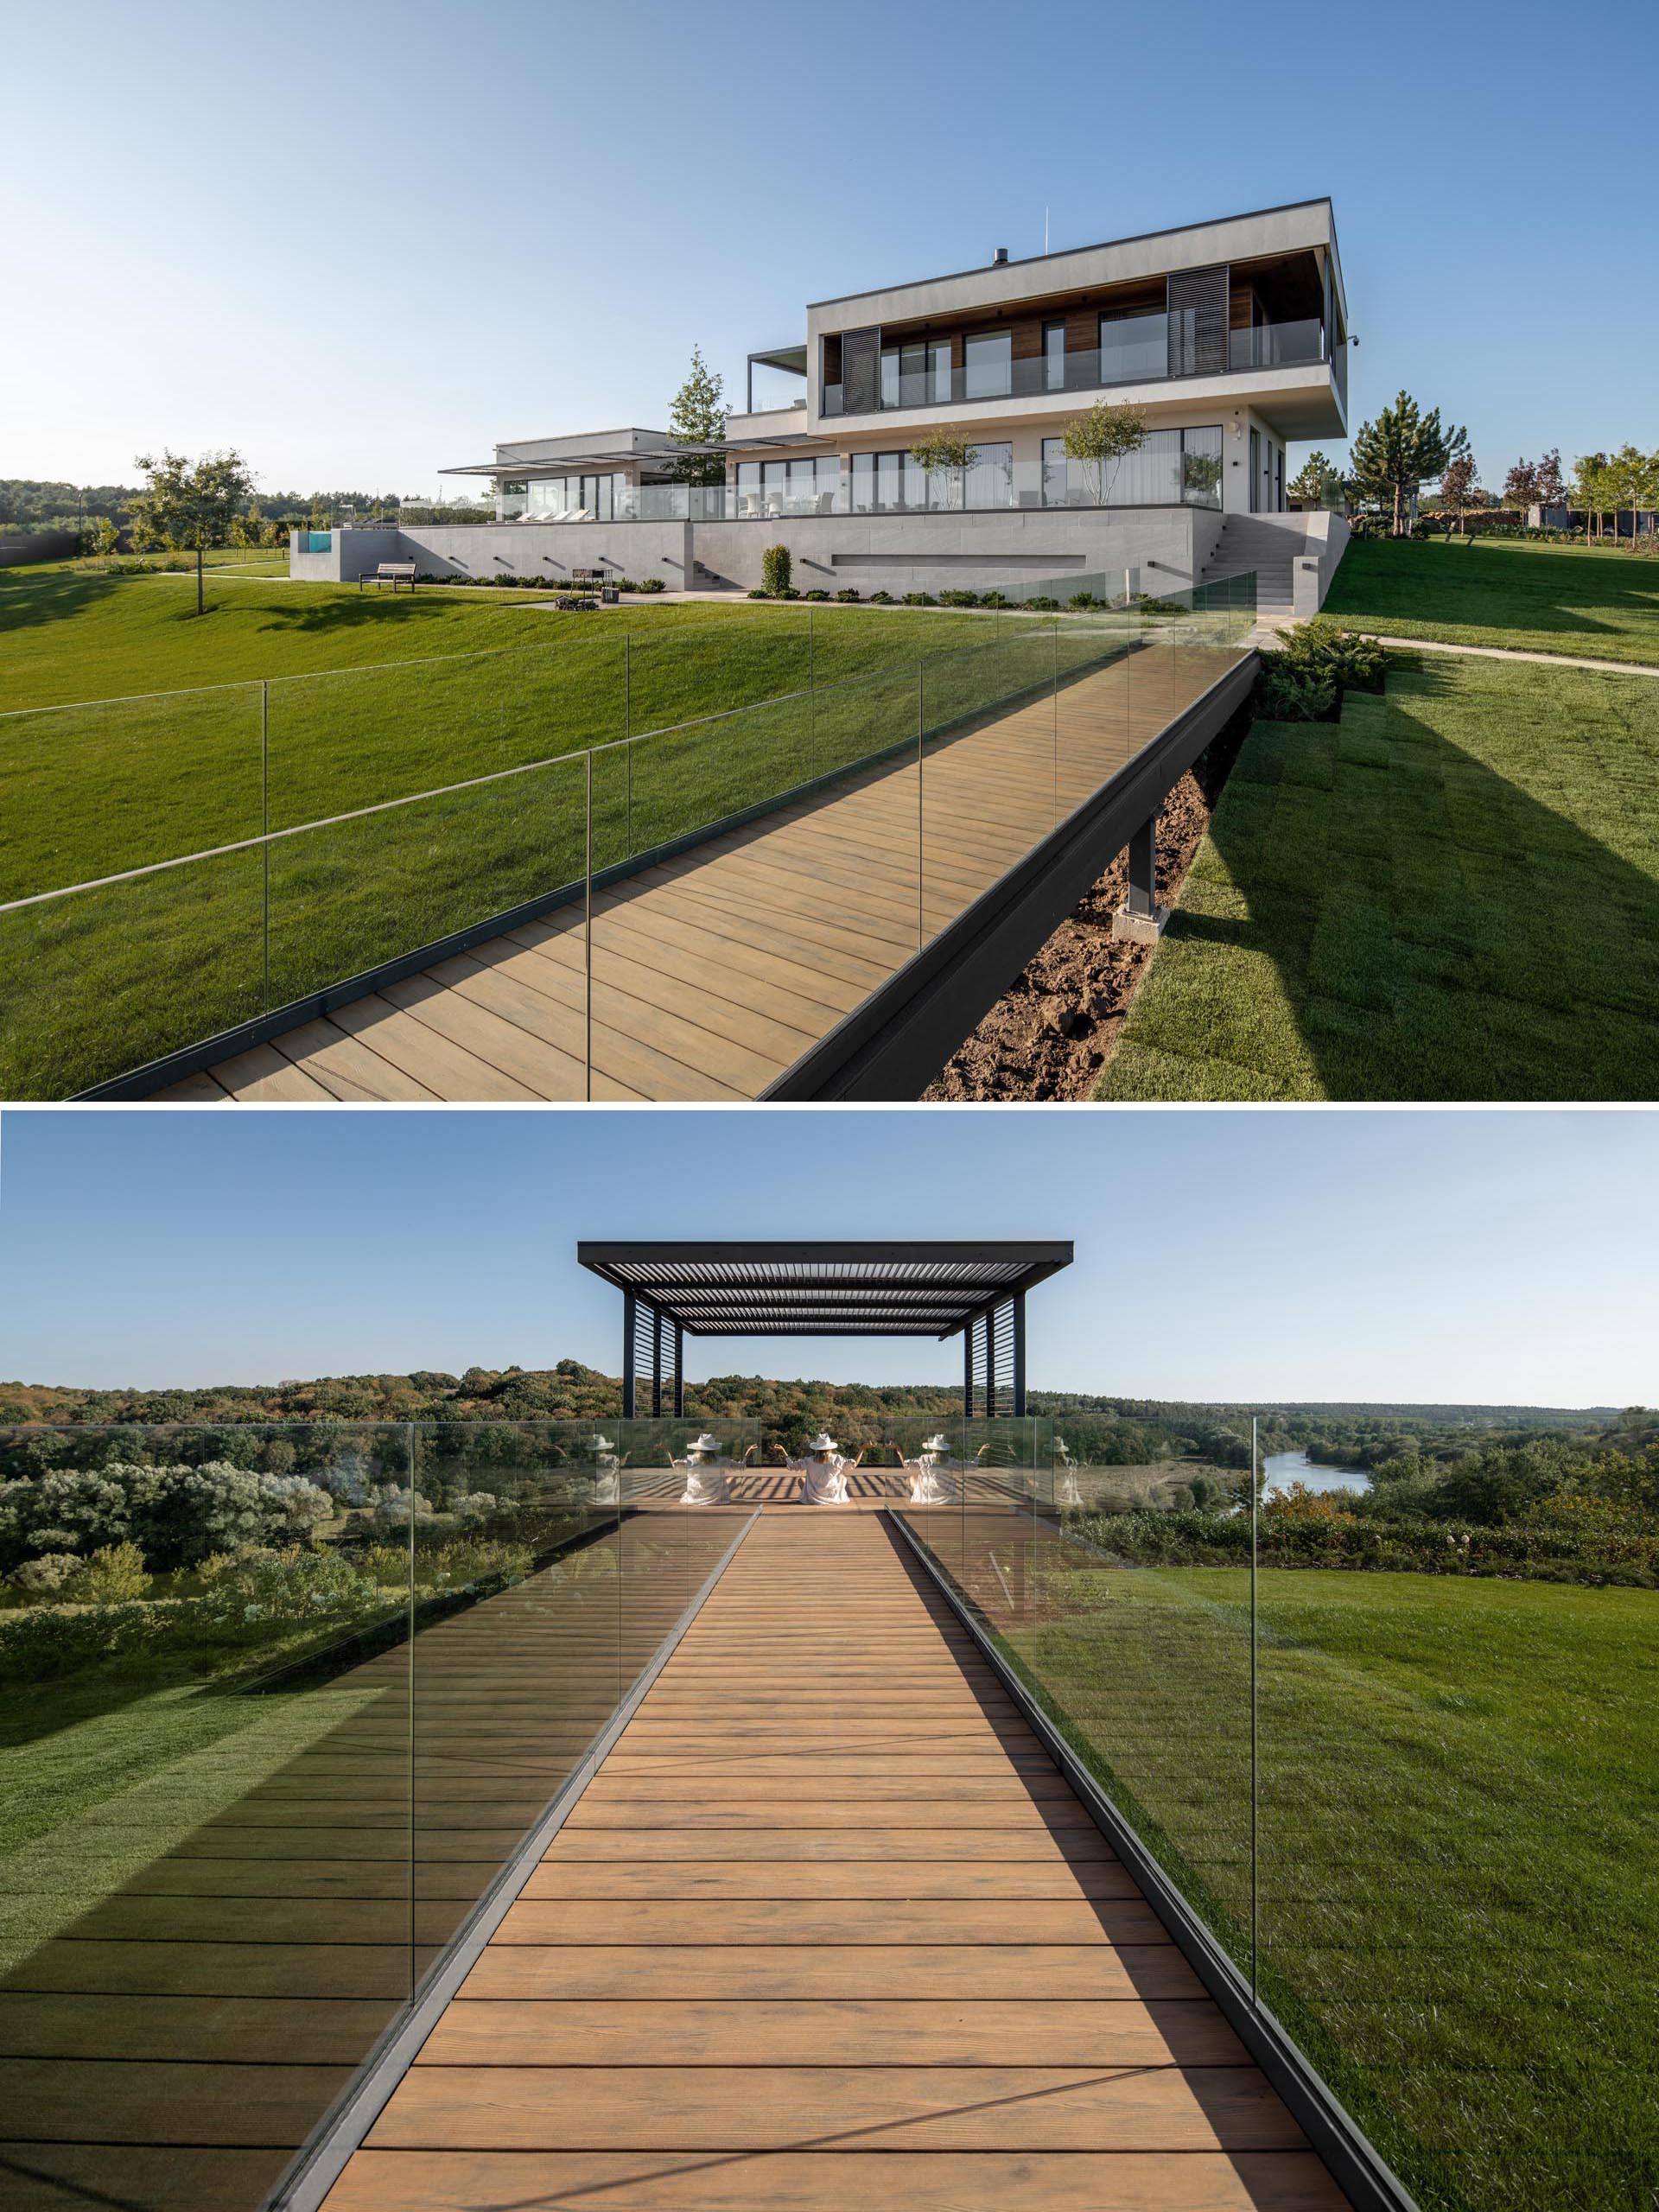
[577,1240,1071,1341]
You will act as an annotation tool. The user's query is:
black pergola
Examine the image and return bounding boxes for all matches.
[576,1240,1073,1421]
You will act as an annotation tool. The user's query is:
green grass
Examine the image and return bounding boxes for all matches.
[1321,535,1659,666]
[1098,652,1659,1099]
[956,1535,1659,2212]
[0,570,1126,1093]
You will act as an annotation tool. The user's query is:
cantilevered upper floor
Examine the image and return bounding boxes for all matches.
[734,199,1349,448]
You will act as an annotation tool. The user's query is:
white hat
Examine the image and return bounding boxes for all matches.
[806,1432,837,1453]
[690,1433,723,1453]
[591,1434,615,1454]
[922,1433,950,1454]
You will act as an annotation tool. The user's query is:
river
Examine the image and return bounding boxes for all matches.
[1262,1448,1370,1498]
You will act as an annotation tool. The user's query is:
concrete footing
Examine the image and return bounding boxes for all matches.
[1112,903,1171,945]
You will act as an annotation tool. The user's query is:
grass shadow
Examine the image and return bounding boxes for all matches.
[1103,653,1659,1099]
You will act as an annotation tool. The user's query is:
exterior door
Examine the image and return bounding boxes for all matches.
[1249,428,1261,513]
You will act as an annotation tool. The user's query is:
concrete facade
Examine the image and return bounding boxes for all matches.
[289,505,1237,600]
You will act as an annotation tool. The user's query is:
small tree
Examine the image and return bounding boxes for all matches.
[1440,451,1481,533]
[1061,400,1147,505]
[1573,452,1611,543]
[1534,448,1566,518]
[1287,451,1339,507]
[92,516,121,556]
[1608,442,1658,549]
[908,428,979,510]
[1349,392,1468,537]
[666,345,728,486]
[760,543,791,595]
[130,448,256,613]
[228,501,266,549]
[1501,456,1539,522]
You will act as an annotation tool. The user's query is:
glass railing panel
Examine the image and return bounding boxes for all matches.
[906,1412,1258,1980]
[264,639,626,830]
[264,751,591,1039]
[0,681,264,907]
[1254,1441,1656,2212]
[1097,313,1172,384]
[1228,318,1325,371]
[822,382,844,416]
[0,1419,419,2212]
[0,843,267,1098]
[409,1421,621,1982]
[622,615,810,739]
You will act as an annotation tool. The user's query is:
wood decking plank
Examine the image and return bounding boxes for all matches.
[201,645,1243,1101]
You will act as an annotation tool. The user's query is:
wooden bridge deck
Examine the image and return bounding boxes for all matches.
[160,641,1246,1103]
[321,1510,1348,2212]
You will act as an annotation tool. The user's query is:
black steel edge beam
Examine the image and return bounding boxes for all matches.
[262,1506,763,2212]
[576,1241,1073,1267]
[761,652,1257,1101]
[884,1510,1422,2212]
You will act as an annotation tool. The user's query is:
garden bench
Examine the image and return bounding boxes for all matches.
[359,562,416,592]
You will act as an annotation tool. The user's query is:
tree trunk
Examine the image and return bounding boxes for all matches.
[195,542,204,616]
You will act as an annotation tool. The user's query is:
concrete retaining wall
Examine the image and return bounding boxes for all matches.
[289,510,1220,599]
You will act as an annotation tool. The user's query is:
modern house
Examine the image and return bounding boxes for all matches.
[292,199,1351,608]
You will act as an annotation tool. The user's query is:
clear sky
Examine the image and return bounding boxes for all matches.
[1,1108,1653,1408]
[4,0,1654,499]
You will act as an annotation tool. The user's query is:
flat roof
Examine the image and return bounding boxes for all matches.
[577,1240,1073,1338]
[805,195,1339,310]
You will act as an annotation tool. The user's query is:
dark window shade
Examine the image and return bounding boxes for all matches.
[841,326,881,416]
[1166,265,1228,378]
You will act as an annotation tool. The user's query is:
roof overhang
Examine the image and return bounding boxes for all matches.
[577,1240,1073,1339]
[748,344,809,378]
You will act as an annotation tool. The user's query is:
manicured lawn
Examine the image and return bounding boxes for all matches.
[984,1549,1659,2212]
[0,570,1120,1093]
[1098,652,1659,1099]
[1321,535,1659,666]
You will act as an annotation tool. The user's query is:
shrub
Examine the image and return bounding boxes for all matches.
[1287,626,1388,695]
[834,588,861,603]
[760,543,791,595]
[67,1541,151,1604]
[981,590,1009,609]
[900,591,934,607]
[868,588,893,605]
[938,588,980,607]
[1257,663,1337,721]
[1068,590,1103,610]
[553,594,597,611]
[8,1552,79,1593]
[803,588,830,601]
[1023,595,1058,612]
[0,1600,168,1683]
[0,1462,334,1575]
[746,588,771,599]
[634,576,665,593]
[773,586,800,600]
[613,578,639,593]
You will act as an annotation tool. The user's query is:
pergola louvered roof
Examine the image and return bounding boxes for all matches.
[577,1240,1072,1339]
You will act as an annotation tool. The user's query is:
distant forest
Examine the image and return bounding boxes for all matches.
[0,1365,1641,1474]
[0,476,487,542]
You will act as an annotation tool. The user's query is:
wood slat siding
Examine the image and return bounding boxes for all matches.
[175,642,1243,1106]
[321,1511,1349,2212]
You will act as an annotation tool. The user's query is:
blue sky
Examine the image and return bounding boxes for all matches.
[4,0,1654,498]
[1,1109,1653,1407]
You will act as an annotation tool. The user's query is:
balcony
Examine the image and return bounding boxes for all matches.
[823,315,1332,419]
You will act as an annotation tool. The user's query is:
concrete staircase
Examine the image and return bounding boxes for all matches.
[1198,513,1306,625]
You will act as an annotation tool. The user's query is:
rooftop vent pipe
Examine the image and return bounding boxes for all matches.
[992,246,1008,264]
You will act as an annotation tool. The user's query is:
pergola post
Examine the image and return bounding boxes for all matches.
[652,1307,663,1419]
[673,1320,684,1418]
[1112,813,1170,944]
[963,1325,974,1420]
[1013,1290,1027,1417]
[622,1291,637,1420]
[985,1307,997,1420]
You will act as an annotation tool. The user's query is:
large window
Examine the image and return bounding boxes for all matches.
[526,474,625,518]
[1043,321,1066,393]
[734,455,841,518]
[880,340,951,409]
[963,329,1013,401]
[1041,425,1222,508]
[849,442,1014,512]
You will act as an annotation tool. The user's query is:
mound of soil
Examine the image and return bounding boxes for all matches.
[924,709,1250,1102]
